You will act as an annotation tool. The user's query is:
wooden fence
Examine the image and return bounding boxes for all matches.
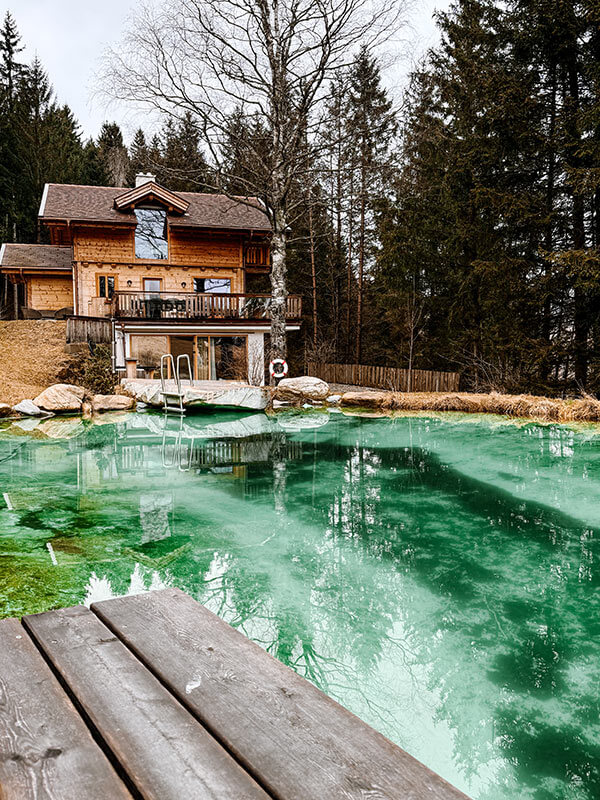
[306,362,461,393]
[66,316,112,345]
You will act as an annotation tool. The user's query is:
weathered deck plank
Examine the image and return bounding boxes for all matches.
[93,588,469,800]
[0,617,131,800]
[22,605,271,800]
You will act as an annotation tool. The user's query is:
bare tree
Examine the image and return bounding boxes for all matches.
[100,0,406,372]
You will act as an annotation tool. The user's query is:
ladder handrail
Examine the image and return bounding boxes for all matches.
[176,354,193,388]
[160,354,179,394]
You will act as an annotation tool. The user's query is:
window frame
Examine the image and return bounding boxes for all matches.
[133,206,170,262]
[96,273,118,299]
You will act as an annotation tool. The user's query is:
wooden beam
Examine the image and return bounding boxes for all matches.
[92,588,469,800]
[23,606,270,800]
[0,617,131,800]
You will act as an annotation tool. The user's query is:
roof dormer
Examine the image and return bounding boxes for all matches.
[113,179,190,215]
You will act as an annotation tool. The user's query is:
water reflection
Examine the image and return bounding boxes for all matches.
[1,411,600,799]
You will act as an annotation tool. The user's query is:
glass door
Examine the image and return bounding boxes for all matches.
[169,335,194,380]
[196,337,210,380]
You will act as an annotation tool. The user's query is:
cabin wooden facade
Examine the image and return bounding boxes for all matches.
[0,175,301,383]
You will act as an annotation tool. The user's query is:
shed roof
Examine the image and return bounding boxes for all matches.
[0,243,73,271]
[40,184,270,232]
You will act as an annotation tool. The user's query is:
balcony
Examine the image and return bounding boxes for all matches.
[111,291,302,323]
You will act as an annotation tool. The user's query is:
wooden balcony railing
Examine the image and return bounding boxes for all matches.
[112,291,302,322]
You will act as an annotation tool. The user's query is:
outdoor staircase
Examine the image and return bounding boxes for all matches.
[160,354,192,415]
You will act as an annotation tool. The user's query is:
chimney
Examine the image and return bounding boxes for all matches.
[135,172,156,187]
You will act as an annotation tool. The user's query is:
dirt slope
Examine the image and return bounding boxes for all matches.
[0,321,68,405]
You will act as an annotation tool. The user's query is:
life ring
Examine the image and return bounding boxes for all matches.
[269,358,289,378]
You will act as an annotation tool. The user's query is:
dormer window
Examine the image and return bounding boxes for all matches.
[134,207,168,260]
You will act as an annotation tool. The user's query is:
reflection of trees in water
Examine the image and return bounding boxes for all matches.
[184,424,600,799]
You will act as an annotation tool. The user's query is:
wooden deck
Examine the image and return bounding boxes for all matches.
[0,588,469,799]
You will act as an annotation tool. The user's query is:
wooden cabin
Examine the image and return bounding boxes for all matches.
[0,175,301,383]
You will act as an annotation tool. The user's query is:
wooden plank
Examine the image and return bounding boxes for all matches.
[22,605,270,800]
[93,589,470,800]
[0,617,131,800]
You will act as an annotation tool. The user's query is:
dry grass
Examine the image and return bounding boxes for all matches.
[340,389,600,423]
[0,321,69,405]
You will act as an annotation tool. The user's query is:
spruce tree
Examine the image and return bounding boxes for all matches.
[345,47,396,362]
[97,122,129,186]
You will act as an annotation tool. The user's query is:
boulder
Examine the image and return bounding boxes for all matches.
[274,376,330,404]
[33,384,86,413]
[326,394,342,405]
[340,390,391,408]
[12,399,45,417]
[0,403,12,418]
[91,394,135,413]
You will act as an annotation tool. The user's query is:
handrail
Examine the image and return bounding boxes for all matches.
[112,291,302,321]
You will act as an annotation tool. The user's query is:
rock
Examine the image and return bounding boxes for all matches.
[340,391,391,408]
[275,409,330,430]
[91,394,135,413]
[0,403,12,418]
[326,394,342,405]
[274,376,330,403]
[33,384,86,413]
[12,399,44,417]
[121,378,269,411]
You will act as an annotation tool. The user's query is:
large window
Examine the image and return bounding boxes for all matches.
[134,208,168,260]
[193,278,231,294]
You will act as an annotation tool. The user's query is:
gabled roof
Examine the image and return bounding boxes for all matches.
[114,182,190,214]
[0,244,73,271]
[40,184,270,232]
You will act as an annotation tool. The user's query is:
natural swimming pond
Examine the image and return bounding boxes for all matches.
[1,409,599,799]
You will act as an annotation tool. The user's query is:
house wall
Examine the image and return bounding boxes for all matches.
[72,226,246,315]
[27,275,73,310]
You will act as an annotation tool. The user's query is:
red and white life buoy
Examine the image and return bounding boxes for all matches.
[269,358,289,379]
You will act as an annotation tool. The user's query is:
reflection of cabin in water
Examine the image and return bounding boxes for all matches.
[0,415,303,518]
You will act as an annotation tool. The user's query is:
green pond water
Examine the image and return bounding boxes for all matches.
[1,408,599,799]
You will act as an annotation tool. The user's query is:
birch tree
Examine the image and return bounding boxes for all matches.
[100,0,406,365]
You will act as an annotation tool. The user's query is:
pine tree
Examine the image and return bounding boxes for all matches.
[127,128,150,185]
[0,11,27,242]
[345,47,396,362]
[97,122,129,186]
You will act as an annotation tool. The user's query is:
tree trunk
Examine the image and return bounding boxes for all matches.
[356,178,366,363]
[565,60,587,387]
[308,205,318,346]
[346,170,355,360]
[540,59,557,386]
[269,222,288,378]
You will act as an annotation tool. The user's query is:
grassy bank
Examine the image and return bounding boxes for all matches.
[0,321,68,405]
[339,390,600,423]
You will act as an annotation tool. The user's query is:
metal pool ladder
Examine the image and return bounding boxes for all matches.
[160,354,192,415]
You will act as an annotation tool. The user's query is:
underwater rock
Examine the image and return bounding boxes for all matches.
[274,408,330,430]
[274,376,330,403]
[36,417,85,439]
[33,383,86,413]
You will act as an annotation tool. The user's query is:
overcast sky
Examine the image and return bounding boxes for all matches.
[1,0,448,143]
